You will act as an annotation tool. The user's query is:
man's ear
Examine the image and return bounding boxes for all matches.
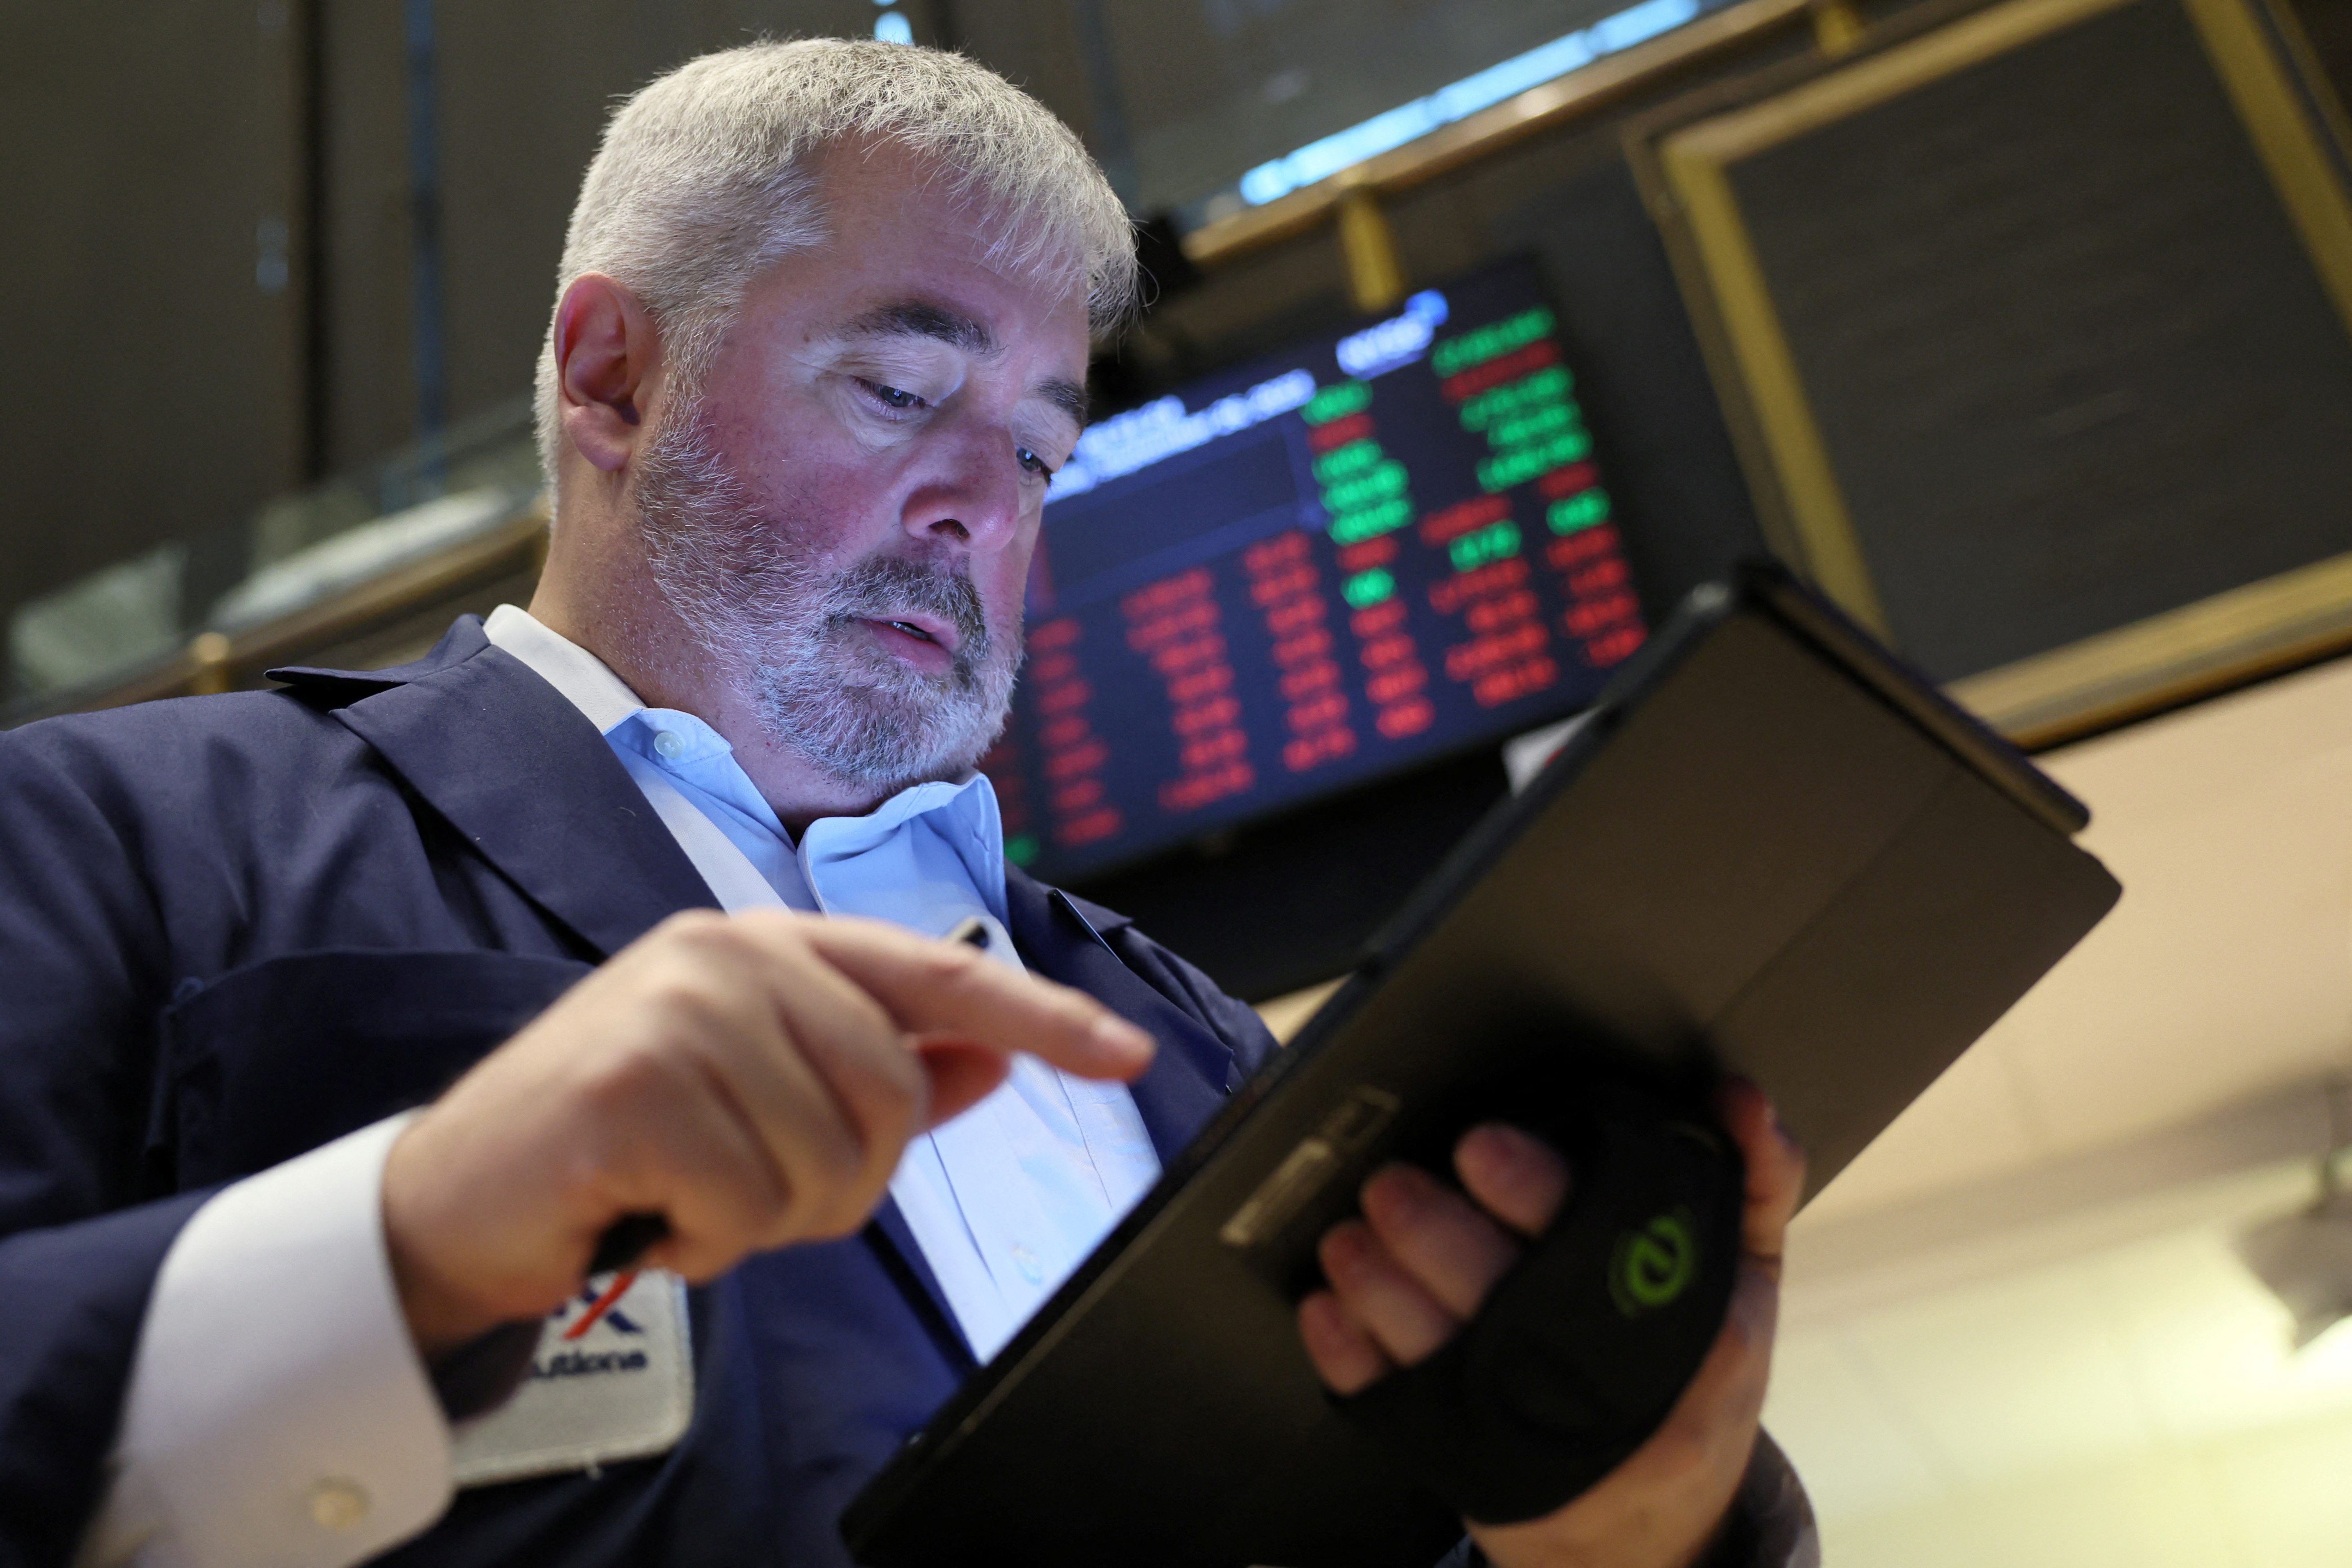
[554,273,659,474]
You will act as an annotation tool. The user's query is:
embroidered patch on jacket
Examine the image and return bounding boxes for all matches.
[449,1271,693,1486]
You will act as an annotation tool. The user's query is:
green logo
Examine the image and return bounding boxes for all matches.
[1610,1210,1698,1318]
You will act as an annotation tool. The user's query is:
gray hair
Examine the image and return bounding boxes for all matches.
[533,38,1136,488]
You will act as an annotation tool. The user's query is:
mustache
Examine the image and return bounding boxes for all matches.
[824,555,995,666]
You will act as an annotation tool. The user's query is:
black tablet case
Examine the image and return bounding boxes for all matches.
[845,565,2122,1568]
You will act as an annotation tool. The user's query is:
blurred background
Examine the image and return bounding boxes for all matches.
[9,0,2352,1560]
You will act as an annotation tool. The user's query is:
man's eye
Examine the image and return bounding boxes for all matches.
[865,381,924,411]
[1016,445,1056,478]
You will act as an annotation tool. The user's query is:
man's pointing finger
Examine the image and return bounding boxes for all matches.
[779,912,1156,1082]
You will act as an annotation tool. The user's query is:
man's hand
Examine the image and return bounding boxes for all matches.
[1297,1080,1805,1568]
[381,908,1154,1358]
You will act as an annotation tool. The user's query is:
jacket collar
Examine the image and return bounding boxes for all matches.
[272,616,718,959]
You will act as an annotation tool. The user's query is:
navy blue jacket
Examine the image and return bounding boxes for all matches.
[0,616,1275,1568]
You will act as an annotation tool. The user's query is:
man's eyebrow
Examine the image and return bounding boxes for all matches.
[842,301,994,355]
[1036,377,1090,431]
[838,301,1087,430]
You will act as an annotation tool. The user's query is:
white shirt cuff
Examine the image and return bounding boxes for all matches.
[80,1114,454,1568]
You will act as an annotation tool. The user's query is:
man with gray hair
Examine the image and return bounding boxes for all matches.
[0,39,1809,1568]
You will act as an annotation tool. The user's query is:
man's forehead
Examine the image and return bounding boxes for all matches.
[834,298,1090,428]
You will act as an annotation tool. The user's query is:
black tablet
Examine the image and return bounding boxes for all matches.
[844,563,2120,1568]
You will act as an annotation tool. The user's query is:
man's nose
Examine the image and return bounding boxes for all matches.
[902,417,1026,554]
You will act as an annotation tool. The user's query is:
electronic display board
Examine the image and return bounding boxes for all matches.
[985,257,1648,881]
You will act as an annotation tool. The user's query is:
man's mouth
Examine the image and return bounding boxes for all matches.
[886,619,940,646]
[856,612,963,661]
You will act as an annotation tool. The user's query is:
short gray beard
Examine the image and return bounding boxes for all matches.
[632,403,1021,796]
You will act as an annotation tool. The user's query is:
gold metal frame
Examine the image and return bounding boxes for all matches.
[1639,0,2352,744]
[1181,0,1817,269]
[1950,550,2352,746]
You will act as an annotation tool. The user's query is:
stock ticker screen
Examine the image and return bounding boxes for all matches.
[986,257,1648,880]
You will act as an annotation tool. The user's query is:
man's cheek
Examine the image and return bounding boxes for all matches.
[990,549,1040,629]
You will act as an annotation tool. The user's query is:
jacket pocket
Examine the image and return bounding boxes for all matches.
[155,948,593,1190]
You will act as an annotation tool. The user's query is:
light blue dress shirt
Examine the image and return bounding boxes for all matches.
[483,606,1161,1361]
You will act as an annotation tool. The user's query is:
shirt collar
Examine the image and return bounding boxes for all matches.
[481,604,1007,900]
[802,773,1010,920]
